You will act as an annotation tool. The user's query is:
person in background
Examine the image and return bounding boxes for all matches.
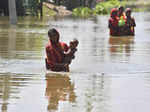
[125,8,136,36]
[108,8,119,36]
[118,6,126,35]
[118,6,126,19]
[45,28,70,72]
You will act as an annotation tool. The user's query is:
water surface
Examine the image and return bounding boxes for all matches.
[0,13,150,112]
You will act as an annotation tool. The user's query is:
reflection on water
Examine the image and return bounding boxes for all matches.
[108,36,134,62]
[71,73,111,112]
[45,72,111,112]
[0,73,36,112]
[45,73,75,111]
[0,17,47,74]
[109,36,134,53]
[0,26,44,59]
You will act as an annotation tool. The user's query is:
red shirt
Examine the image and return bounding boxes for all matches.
[109,17,119,36]
[46,41,69,71]
[108,8,119,36]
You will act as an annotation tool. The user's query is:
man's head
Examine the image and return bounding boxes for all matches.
[48,28,60,44]
[69,39,79,49]
[118,6,124,15]
[125,8,132,17]
[110,8,118,18]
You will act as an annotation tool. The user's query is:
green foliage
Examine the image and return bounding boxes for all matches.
[108,0,120,6]
[72,7,93,17]
[72,0,127,17]
[28,0,39,16]
[94,0,121,15]
[27,0,47,16]
[16,0,26,16]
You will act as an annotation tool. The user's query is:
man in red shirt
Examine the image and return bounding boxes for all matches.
[45,28,70,72]
[108,8,119,36]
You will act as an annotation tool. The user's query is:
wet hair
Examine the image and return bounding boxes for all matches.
[70,38,79,46]
[48,28,59,38]
[73,38,79,45]
[125,8,132,13]
[118,6,124,11]
[111,8,118,17]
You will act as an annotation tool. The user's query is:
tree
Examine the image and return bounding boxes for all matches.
[8,0,17,24]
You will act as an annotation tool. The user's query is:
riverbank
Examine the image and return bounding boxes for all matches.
[42,1,150,17]
[43,2,72,17]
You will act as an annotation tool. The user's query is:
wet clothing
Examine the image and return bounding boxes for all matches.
[109,8,136,36]
[108,8,119,36]
[109,18,119,36]
[45,41,69,71]
[125,17,136,35]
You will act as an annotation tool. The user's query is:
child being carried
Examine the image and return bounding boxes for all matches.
[63,38,79,64]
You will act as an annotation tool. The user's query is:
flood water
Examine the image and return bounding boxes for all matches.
[0,12,150,112]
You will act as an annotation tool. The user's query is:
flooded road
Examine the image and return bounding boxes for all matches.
[0,12,150,112]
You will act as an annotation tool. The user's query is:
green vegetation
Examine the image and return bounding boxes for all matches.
[16,0,26,16]
[72,7,93,17]
[72,0,127,17]
[28,0,40,16]
[94,0,121,15]
[21,0,150,17]
[72,0,150,17]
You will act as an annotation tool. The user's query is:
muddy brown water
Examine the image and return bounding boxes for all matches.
[0,13,150,112]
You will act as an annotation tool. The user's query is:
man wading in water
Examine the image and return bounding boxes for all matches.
[45,28,78,72]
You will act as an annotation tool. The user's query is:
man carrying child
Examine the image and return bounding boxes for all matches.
[45,28,79,72]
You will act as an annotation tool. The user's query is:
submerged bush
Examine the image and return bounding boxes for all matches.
[72,0,126,17]
[72,7,93,17]
[94,0,122,15]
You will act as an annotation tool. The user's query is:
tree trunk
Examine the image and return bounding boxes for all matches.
[8,0,17,24]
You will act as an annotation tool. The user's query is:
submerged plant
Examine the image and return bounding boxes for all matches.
[72,0,125,17]
[94,0,121,15]
[72,7,93,17]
